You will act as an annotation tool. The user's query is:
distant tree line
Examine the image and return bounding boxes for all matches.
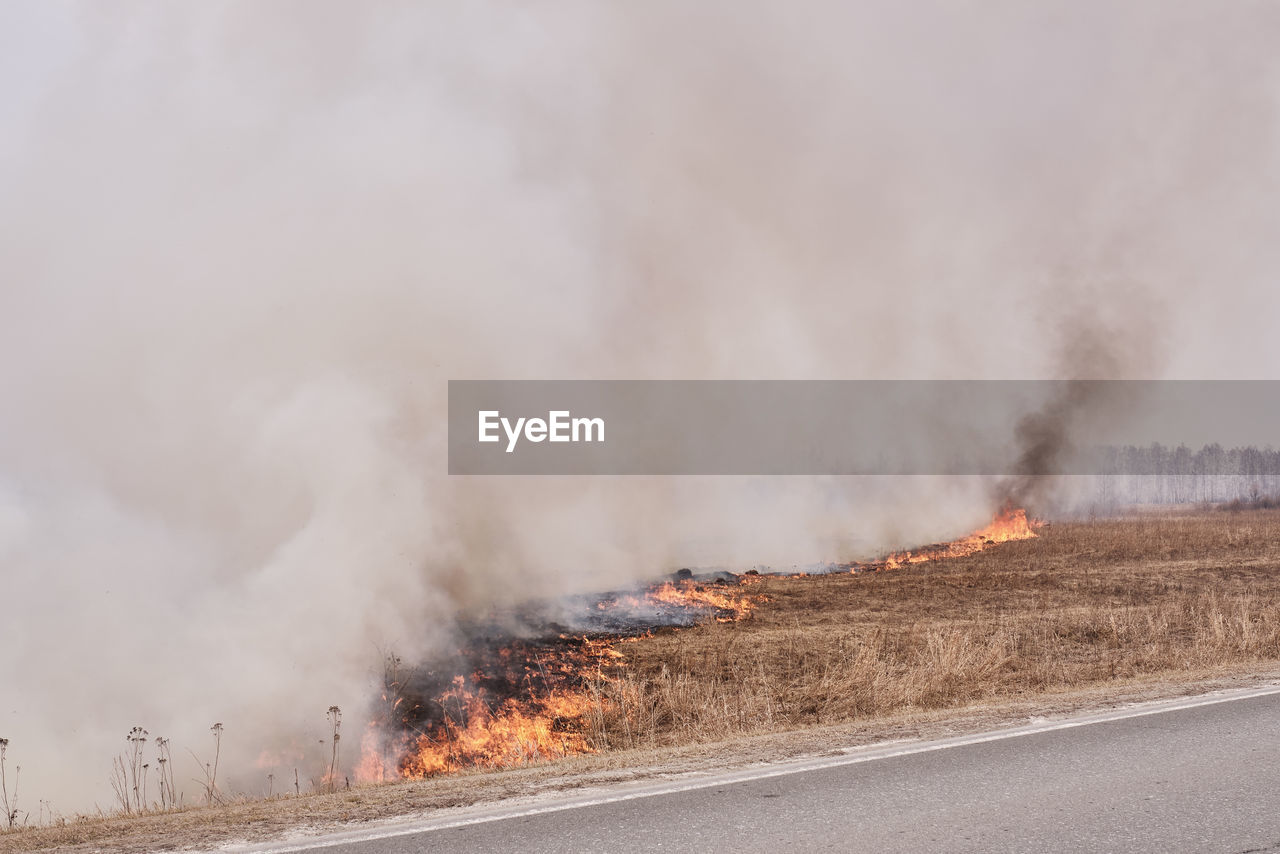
[1082,443,1280,506]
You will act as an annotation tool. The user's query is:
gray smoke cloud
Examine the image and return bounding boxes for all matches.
[1,0,1278,810]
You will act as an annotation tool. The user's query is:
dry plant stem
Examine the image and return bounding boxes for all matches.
[0,739,16,829]
[153,738,173,810]
[108,758,129,817]
[326,708,341,794]
[188,725,224,808]
[208,724,221,805]
[124,729,146,815]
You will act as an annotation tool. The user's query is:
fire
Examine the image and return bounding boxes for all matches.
[605,579,761,622]
[360,508,1038,782]
[879,506,1040,570]
[360,578,762,782]
[398,676,596,778]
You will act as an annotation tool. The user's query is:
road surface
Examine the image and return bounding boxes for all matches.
[233,685,1280,854]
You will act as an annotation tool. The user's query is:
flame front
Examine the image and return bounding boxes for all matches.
[361,579,761,782]
[360,508,1039,781]
[613,580,760,622]
[880,506,1040,569]
[399,675,597,778]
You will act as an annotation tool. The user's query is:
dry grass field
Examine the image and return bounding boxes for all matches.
[6,507,1280,853]
[591,507,1280,748]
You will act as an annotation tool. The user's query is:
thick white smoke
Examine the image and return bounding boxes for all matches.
[1,0,1278,811]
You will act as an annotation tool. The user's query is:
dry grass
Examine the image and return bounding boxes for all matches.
[591,509,1280,747]
[6,508,1280,852]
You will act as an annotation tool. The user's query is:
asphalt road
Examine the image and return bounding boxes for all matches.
[239,686,1280,854]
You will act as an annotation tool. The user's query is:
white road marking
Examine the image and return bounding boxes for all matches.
[223,681,1280,853]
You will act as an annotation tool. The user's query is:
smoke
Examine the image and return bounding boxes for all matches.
[1,0,1278,810]
[1000,295,1168,510]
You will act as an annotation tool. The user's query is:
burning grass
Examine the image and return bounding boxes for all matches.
[360,506,1280,775]
[363,578,765,780]
[363,509,1034,779]
[878,506,1039,569]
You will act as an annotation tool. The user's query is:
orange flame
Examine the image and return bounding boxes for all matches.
[634,580,761,621]
[355,724,391,783]
[360,509,1036,781]
[399,676,596,778]
[880,506,1040,570]
[360,578,763,782]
